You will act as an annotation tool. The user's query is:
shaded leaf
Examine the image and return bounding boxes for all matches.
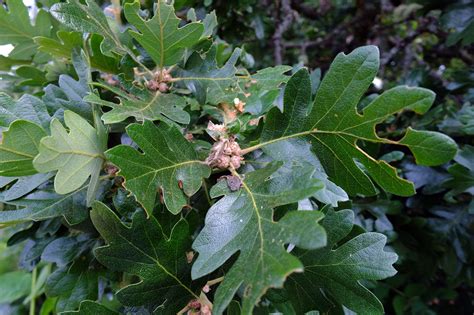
[42,50,92,120]
[45,262,99,313]
[62,301,118,315]
[285,208,398,314]
[106,121,210,215]
[176,45,241,105]
[0,93,51,130]
[0,185,89,225]
[2,172,54,201]
[91,201,199,312]
[192,162,326,314]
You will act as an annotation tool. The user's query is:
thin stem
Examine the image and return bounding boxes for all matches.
[206,276,224,287]
[29,267,37,315]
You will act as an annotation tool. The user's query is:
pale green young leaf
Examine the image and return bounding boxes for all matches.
[91,201,199,312]
[285,208,398,314]
[33,111,106,195]
[106,121,210,215]
[192,162,326,314]
[0,0,52,60]
[0,120,47,177]
[124,0,204,67]
[257,50,457,197]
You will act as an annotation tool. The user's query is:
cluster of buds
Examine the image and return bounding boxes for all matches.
[100,73,118,86]
[206,136,243,170]
[186,300,211,315]
[147,68,173,92]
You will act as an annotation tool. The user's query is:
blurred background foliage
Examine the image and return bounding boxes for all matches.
[0,0,472,314]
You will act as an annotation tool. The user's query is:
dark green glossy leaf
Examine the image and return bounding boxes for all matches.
[91,201,199,312]
[176,45,241,105]
[285,208,398,314]
[124,0,203,67]
[257,50,457,197]
[86,77,189,124]
[192,162,326,314]
[45,262,99,313]
[106,121,210,215]
[62,301,118,315]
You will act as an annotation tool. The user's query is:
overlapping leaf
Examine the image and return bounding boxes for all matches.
[0,93,51,130]
[85,77,189,124]
[42,50,92,120]
[258,70,348,206]
[33,110,106,196]
[0,120,46,176]
[45,261,99,313]
[106,121,210,215]
[124,0,204,67]
[62,301,118,315]
[192,162,326,314]
[0,172,54,201]
[51,0,122,55]
[285,208,398,314]
[0,185,90,226]
[176,45,241,105]
[0,0,52,60]
[258,47,457,197]
[91,201,199,312]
